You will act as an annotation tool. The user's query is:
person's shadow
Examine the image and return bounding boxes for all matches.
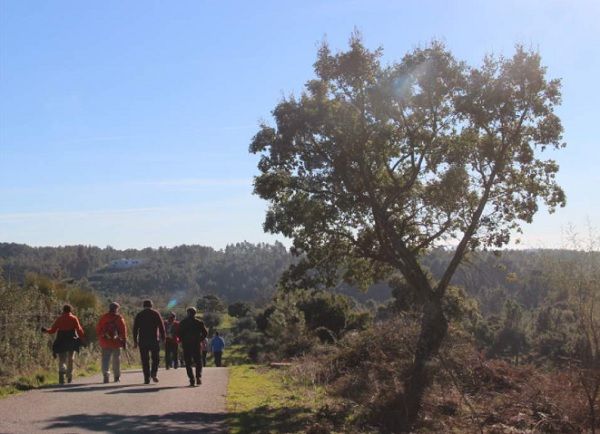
[106,386,181,394]
[43,407,314,433]
[44,411,228,433]
[48,384,136,393]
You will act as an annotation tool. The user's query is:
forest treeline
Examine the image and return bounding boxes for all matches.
[0,242,292,303]
[0,241,592,314]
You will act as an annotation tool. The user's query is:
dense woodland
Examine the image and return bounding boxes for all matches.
[0,241,292,303]
[1,240,591,314]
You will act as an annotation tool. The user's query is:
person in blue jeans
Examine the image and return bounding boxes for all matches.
[210,331,225,367]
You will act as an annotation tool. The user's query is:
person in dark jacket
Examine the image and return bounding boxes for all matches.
[177,307,208,387]
[42,304,86,385]
[133,299,165,384]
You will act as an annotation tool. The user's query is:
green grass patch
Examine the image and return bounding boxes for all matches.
[0,367,64,398]
[227,364,326,434]
[224,344,252,366]
[219,313,234,330]
[0,350,137,399]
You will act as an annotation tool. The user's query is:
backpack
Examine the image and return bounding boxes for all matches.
[103,316,120,339]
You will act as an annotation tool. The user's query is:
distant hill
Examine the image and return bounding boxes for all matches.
[0,242,293,303]
[1,241,593,312]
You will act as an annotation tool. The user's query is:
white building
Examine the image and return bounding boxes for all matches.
[109,258,144,269]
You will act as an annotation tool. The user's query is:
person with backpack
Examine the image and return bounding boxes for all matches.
[163,312,179,369]
[177,307,208,387]
[133,299,165,384]
[210,331,225,367]
[41,304,86,385]
[96,302,127,383]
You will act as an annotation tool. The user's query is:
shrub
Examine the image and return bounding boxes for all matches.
[228,302,252,318]
[314,327,336,344]
[234,315,257,334]
[297,291,351,336]
[203,312,222,330]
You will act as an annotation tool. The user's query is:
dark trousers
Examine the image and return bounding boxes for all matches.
[214,351,223,367]
[165,340,179,369]
[201,350,207,367]
[183,345,202,381]
[139,343,160,380]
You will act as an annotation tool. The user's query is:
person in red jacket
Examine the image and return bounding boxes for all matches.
[164,312,179,369]
[96,302,127,383]
[42,304,86,385]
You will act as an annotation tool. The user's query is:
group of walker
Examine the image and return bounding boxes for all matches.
[42,300,226,387]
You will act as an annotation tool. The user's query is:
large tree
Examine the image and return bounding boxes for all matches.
[250,34,565,430]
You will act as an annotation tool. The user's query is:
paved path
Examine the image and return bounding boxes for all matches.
[0,367,229,433]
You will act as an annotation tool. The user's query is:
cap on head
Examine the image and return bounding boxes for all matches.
[186,307,196,317]
[109,302,120,312]
[143,299,153,308]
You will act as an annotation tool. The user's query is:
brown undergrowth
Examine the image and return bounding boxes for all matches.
[426,353,587,433]
[294,316,592,433]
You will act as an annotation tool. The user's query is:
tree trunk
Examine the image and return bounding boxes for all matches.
[389,295,448,432]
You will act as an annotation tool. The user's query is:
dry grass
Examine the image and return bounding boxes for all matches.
[294,317,593,433]
[424,353,587,433]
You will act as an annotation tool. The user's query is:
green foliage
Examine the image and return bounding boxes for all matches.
[250,35,564,297]
[313,327,336,344]
[250,35,565,426]
[234,315,258,334]
[536,228,600,428]
[197,294,225,313]
[228,302,252,318]
[243,289,373,362]
[0,241,293,303]
[487,300,529,362]
[345,310,373,333]
[296,291,352,336]
[4,242,595,314]
[0,274,100,385]
[202,311,222,330]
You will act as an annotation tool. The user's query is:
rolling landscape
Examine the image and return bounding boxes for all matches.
[1,1,599,433]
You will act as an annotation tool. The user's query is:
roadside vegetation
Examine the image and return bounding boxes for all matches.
[0,273,100,394]
[223,239,599,432]
[227,364,330,434]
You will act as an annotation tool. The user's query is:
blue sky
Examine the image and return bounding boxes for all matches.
[1,0,598,249]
